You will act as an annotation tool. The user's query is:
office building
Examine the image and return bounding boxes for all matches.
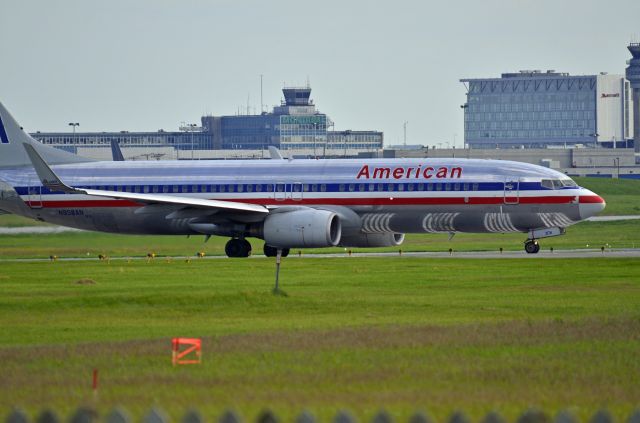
[460,71,633,149]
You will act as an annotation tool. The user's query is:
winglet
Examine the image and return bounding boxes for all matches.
[22,143,79,193]
[268,146,284,160]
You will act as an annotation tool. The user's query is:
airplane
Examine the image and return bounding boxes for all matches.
[0,101,605,257]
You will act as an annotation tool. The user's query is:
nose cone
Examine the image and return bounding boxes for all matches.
[579,190,606,219]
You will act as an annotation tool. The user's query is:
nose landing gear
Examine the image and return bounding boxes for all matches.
[523,227,566,254]
[524,239,540,254]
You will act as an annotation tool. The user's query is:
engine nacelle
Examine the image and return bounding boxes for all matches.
[339,233,405,248]
[263,209,342,248]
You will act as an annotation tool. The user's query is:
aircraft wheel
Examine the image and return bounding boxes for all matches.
[225,238,252,258]
[264,244,278,257]
[263,245,290,258]
[524,240,540,254]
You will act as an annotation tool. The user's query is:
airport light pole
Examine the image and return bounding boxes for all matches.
[189,123,197,160]
[312,122,317,158]
[68,122,79,145]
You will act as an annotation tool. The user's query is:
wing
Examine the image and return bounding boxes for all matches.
[22,143,269,215]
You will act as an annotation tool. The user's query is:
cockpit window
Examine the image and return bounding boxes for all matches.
[559,178,578,188]
[541,178,578,190]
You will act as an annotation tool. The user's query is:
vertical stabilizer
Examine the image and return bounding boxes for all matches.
[0,101,94,169]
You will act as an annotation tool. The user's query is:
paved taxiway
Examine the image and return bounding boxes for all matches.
[2,248,639,262]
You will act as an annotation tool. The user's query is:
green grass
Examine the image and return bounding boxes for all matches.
[0,258,639,421]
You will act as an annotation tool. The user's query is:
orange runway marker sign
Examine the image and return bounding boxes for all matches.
[172,338,202,365]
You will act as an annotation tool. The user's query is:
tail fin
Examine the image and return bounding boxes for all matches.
[0,101,94,169]
[110,139,125,161]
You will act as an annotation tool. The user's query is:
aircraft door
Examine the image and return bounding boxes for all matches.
[274,182,286,201]
[28,185,43,209]
[504,177,520,205]
[291,182,303,201]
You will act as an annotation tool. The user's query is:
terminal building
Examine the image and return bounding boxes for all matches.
[31,86,383,160]
[460,71,634,149]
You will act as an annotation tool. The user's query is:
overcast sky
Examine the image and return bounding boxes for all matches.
[1,0,639,147]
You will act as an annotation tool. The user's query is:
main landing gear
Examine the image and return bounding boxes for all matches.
[524,239,540,254]
[263,244,290,258]
[225,238,252,258]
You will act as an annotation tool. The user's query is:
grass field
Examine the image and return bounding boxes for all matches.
[0,257,639,421]
[1,177,639,421]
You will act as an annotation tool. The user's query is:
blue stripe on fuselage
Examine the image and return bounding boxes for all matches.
[13,181,571,196]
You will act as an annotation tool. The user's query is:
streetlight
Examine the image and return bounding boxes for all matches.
[68,122,79,145]
[344,130,351,157]
[188,123,197,160]
[312,122,318,158]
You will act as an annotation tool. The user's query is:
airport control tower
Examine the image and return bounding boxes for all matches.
[627,43,640,159]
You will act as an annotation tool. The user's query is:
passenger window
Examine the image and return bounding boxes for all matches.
[220,185,226,193]
[398,184,405,192]
[408,183,414,191]
[368,184,375,192]
[463,183,469,191]
[256,184,262,192]
[144,186,150,193]
[172,186,178,193]
[454,183,460,191]
[237,184,244,193]
[303,184,309,192]
[320,184,327,192]
[247,184,254,193]
[339,184,345,192]
[472,183,479,191]
[358,184,365,192]
[153,186,159,193]
[163,185,169,193]
[348,184,355,192]
[377,184,384,192]
[201,185,207,193]
[229,185,235,193]
[311,184,318,192]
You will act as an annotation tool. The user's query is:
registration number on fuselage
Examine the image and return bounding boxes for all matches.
[57,209,84,216]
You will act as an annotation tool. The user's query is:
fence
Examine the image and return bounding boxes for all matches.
[5,408,640,423]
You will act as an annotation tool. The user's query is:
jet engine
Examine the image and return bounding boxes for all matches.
[339,233,405,248]
[262,209,342,248]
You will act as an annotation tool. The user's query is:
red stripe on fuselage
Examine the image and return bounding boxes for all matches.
[578,195,605,204]
[25,195,579,208]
